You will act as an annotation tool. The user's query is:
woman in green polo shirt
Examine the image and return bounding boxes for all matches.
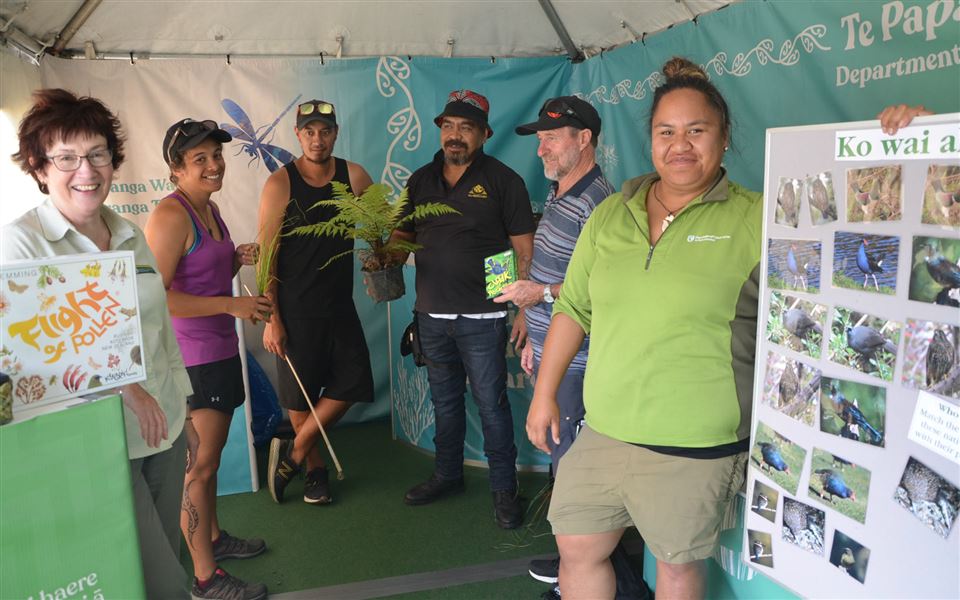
[526,56,760,599]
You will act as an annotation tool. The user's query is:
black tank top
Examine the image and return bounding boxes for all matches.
[276,158,355,318]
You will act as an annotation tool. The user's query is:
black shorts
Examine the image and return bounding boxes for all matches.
[277,311,374,410]
[186,354,245,415]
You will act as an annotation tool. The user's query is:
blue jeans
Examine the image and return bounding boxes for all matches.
[417,313,518,492]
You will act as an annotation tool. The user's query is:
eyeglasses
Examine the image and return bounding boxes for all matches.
[539,98,585,126]
[45,148,113,171]
[165,119,218,163]
[298,100,335,116]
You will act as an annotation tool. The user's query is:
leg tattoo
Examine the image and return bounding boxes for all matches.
[181,478,200,550]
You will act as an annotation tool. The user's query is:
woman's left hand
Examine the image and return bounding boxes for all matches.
[184,417,200,473]
[121,383,169,448]
[235,243,260,266]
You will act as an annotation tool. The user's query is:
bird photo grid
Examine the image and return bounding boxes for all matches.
[745,114,959,598]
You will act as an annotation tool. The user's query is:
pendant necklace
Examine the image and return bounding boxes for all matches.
[651,183,676,234]
[179,188,214,236]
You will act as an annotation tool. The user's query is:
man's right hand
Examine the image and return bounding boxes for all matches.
[525,392,560,454]
[263,319,286,357]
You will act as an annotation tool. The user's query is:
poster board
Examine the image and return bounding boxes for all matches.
[0,395,145,599]
[1,251,146,422]
[744,113,959,598]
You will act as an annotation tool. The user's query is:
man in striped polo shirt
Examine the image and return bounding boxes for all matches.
[496,96,647,599]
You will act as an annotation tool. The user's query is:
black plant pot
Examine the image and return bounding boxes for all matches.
[363,265,405,303]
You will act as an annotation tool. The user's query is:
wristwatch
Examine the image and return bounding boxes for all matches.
[543,284,555,304]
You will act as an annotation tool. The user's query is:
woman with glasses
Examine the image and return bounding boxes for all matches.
[144,118,270,600]
[3,88,195,599]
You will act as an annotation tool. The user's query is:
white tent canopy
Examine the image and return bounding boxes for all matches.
[2,0,732,62]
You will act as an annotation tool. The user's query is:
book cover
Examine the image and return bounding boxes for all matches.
[484,249,517,298]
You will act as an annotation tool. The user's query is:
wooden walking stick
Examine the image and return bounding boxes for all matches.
[283,354,345,480]
[244,285,344,480]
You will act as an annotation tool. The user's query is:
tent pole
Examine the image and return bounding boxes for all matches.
[536,0,584,63]
[52,0,103,55]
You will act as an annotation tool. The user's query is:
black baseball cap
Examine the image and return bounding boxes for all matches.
[162,119,231,165]
[296,99,338,129]
[515,96,601,140]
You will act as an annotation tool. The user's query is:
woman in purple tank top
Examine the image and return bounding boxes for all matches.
[145,119,270,599]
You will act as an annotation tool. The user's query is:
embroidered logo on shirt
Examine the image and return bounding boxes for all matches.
[135,265,157,274]
[686,234,732,243]
[467,185,488,199]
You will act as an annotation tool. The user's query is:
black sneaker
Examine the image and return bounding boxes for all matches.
[304,467,333,504]
[267,438,299,504]
[540,584,561,600]
[191,567,267,600]
[493,489,523,529]
[211,530,266,562]
[403,474,465,505]
[529,556,560,584]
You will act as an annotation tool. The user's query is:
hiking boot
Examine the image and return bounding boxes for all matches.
[211,530,266,562]
[403,474,465,505]
[528,556,560,584]
[191,568,267,600]
[493,488,523,529]
[304,467,333,504]
[267,438,299,504]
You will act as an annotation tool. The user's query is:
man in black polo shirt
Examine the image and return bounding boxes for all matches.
[392,89,535,529]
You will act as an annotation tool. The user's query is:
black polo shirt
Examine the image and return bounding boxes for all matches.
[401,149,535,314]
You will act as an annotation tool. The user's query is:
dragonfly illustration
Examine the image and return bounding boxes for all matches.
[220,94,301,172]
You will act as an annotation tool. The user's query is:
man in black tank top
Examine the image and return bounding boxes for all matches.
[257,100,376,506]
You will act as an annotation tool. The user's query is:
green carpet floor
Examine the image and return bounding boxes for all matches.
[185,420,562,598]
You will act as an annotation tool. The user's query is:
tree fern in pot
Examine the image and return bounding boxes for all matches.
[289,182,458,303]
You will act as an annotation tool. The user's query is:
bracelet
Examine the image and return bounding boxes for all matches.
[185,417,193,421]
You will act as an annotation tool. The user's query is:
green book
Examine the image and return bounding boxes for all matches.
[484,249,517,298]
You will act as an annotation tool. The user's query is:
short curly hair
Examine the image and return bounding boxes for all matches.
[12,88,126,194]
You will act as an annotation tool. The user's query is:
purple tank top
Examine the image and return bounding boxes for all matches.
[169,193,239,367]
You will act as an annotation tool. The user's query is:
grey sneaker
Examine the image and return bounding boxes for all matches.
[211,529,266,561]
[191,568,267,600]
[304,467,333,504]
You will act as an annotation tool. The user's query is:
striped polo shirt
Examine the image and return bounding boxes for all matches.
[526,164,613,370]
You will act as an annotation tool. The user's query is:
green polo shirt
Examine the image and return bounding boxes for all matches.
[553,171,762,447]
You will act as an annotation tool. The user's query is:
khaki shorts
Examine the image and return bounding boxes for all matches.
[548,425,747,564]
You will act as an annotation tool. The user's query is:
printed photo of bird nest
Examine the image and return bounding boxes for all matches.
[766,292,826,359]
[782,497,826,556]
[829,530,870,584]
[751,421,806,495]
[750,479,780,524]
[908,235,960,307]
[846,165,903,222]
[807,447,871,524]
[894,456,960,539]
[828,307,900,382]
[901,319,959,399]
[832,232,899,296]
[775,177,802,228]
[922,164,960,227]
[762,351,820,426]
[768,239,821,294]
[747,529,774,568]
[806,171,838,225]
[819,376,886,448]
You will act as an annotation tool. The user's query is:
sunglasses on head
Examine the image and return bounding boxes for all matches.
[539,99,584,125]
[166,119,218,163]
[298,100,335,116]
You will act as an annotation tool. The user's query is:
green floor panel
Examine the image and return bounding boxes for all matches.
[183,420,557,594]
